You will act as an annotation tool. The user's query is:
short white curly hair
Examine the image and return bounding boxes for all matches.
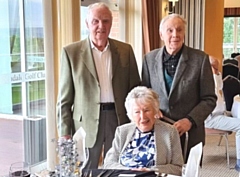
[125,86,160,121]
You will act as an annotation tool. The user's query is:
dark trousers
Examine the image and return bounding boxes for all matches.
[86,109,118,169]
[180,132,204,166]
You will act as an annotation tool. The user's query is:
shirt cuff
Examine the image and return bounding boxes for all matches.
[186,115,196,128]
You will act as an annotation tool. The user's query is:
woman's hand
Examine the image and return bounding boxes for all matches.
[131,167,150,171]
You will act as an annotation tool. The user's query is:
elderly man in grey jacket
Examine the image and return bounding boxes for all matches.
[141,14,217,162]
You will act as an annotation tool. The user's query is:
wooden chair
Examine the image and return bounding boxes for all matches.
[205,128,232,168]
[162,116,189,162]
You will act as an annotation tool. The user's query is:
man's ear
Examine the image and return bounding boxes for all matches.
[159,32,164,40]
[85,20,89,29]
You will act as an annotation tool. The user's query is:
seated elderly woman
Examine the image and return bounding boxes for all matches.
[103,86,183,176]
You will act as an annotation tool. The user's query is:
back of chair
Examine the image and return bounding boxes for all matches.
[235,55,240,70]
[161,116,188,162]
[223,58,238,66]
[222,75,240,111]
[222,63,239,80]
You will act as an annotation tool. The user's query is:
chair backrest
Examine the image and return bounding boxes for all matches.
[231,53,240,58]
[161,116,188,162]
[222,75,240,111]
[223,58,238,66]
[222,63,239,80]
[235,55,240,70]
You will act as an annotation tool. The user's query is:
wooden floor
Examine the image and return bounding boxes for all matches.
[0,118,24,176]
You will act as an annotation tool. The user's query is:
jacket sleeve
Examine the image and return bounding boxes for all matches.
[56,47,74,137]
[141,55,151,88]
[158,127,183,176]
[103,127,130,169]
[188,55,217,126]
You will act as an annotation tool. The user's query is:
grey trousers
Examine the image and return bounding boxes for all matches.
[86,109,118,169]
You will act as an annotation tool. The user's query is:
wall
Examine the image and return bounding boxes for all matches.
[204,0,224,66]
[204,0,240,69]
[224,0,240,8]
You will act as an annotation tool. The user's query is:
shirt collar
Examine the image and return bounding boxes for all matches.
[136,127,154,134]
[89,36,110,52]
[163,45,184,62]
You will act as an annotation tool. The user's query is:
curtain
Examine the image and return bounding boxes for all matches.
[224,8,240,17]
[142,0,160,55]
[176,0,205,50]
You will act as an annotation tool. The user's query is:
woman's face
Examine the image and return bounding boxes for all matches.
[131,100,156,132]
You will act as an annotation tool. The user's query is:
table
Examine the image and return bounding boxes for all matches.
[231,94,240,118]
[82,169,181,177]
[82,169,156,177]
[31,169,181,177]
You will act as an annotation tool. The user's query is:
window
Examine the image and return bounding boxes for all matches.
[0,0,46,175]
[0,0,140,175]
[223,17,240,58]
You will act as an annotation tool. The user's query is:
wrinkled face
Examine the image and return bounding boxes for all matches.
[86,6,112,44]
[160,17,185,55]
[131,101,156,132]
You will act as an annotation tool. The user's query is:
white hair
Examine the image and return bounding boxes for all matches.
[159,13,187,32]
[86,2,113,22]
[125,86,160,121]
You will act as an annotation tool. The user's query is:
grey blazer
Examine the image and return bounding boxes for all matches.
[103,120,183,176]
[141,45,217,158]
[56,37,140,147]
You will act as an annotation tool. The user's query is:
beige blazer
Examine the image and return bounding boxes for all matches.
[56,37,140,147]
[103,120,184,176]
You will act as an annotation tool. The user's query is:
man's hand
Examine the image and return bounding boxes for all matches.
[155,110,163,119]
[173,118,192,136]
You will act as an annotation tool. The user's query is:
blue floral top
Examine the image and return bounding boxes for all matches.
[120,128,155,168]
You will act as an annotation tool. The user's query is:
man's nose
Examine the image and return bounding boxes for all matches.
[172,30,177,37]
[98,21,104,28]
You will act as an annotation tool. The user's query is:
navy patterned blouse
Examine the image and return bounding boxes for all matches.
[120,128,155,168]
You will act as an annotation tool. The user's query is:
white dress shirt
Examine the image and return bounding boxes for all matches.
[90,39,114,103]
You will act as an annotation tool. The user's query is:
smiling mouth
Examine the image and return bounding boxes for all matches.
[141,120,150,124]
[97,31,105,33]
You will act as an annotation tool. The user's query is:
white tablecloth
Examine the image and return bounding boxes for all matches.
[231,95,240,118]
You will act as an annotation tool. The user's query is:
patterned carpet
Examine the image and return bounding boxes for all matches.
[0,118,239,177]
[201,132,239,177]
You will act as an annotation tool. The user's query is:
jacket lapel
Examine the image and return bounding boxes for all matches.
[81,38,99,81]
[109,39,120,77]
[154,48,168,97]
[121,123,136,153]
[169,45,188,96]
